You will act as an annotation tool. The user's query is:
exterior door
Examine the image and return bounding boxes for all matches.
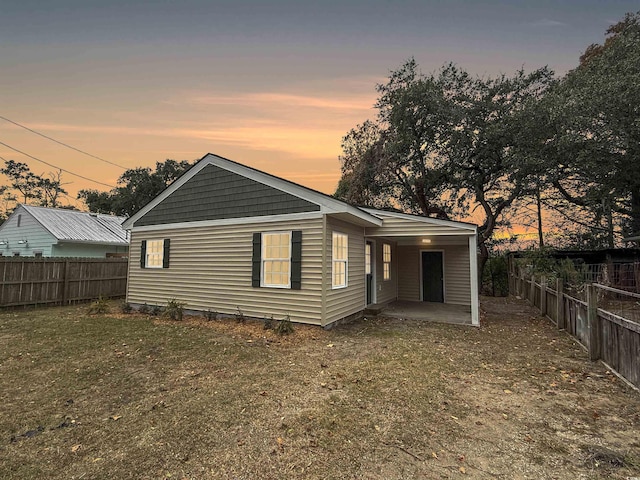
[366,241,373,305]
[422,251,444,302]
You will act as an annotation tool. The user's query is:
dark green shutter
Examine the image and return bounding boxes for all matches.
[291,230,302,290]
[140,240,147,268]
[163,239,171,268]
[252,233,261,287]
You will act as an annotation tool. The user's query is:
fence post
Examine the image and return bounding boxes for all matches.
[540,276,547,315]
[587,284,601,361]
[62,260,71,305]
[556,278,565,329]
[529,274,536,304]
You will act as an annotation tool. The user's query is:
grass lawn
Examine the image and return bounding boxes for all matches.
[0,297,638,479]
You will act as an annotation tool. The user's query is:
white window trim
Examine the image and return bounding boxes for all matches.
[145,239,164,269]
[383,243,391,281]
[261,231,292,289]
[332,232,348,289]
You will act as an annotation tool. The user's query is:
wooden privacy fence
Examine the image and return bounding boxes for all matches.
[509,265,640,390]
[0,257,128,308]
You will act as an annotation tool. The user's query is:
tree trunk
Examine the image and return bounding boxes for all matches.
[536,188,544,248]
[606,199,614,248]
[631,190,640,244]
[477,240,489,294]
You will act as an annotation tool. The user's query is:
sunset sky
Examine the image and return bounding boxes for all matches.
[1,0,637,211]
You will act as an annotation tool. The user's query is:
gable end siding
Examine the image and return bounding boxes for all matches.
[135,164,320,227]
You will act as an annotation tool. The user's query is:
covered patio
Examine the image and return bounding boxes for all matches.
[362,208,480,326]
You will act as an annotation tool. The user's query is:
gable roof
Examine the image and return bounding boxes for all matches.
[122,153,383,229]
[11,205,129,245]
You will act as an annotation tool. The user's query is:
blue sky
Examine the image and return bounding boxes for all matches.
[0,0,637,201]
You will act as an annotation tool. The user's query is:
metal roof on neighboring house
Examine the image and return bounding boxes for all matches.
[21,205,129,245]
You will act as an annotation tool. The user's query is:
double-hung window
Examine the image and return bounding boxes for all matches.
[141,239,170,269]
[383,243,391,280]
[262,232,291,288]
[332,232,348,288]
[145,240,165,268]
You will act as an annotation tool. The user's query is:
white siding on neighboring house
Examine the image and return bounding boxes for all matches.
[324,216,365,326]
[127,217,324,325]
[0,211,56,257]
[51,243,129,258]
[397,244,471,306]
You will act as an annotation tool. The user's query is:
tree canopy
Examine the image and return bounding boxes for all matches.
[78,159,193,217]
[336,59,554,271]
[541,11,640,246]
[0,160,69,219]
[337,10,640,258]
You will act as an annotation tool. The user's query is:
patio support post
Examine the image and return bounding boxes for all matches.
[469,234,480,326]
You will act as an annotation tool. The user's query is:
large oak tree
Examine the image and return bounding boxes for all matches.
[336,59,554,276]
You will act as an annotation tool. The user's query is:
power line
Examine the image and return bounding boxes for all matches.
[0,141,116,188]
[0,115,128,169]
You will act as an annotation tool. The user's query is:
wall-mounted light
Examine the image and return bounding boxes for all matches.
[421,238,432,244]
[17,239,28,245]
[0,239,7,246]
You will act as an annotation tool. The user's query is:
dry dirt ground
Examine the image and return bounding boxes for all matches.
[0,296,638,479]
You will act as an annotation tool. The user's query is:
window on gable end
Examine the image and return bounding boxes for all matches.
[141,239,170,269]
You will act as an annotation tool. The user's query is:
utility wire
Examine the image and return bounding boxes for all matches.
[0,141,116,188]
[0,115,127,169]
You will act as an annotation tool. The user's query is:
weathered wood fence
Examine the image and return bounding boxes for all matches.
[509,262,640,390]
[0,257,128,308]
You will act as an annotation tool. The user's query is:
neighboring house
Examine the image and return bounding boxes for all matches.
[0,205,129,258]
[122,153,479,327]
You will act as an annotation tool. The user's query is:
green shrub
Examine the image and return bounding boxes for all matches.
[120,301,133,314]
[263,315,274,330]
[163,299,186,321]
[483,255,509,297]
[87,296,110,315]
[274,315,294,335]
[150,305,163,316]
[139,303,150,314]
[205,309,218,321]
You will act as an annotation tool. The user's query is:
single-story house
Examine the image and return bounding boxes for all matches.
[0,205,129,258]
[122,153,479,327]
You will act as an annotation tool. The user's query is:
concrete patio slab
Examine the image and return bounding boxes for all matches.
[379,301,473,325]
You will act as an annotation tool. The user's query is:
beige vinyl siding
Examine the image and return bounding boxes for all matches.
[443,245,472,305]
[375,240,397,304]
[397,245,471,306]
[324,217,365,326]
[397,246,420,301]
[127,217,323,325]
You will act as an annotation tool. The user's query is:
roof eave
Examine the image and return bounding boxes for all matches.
[55,239,130,247]
[363,207,477,231]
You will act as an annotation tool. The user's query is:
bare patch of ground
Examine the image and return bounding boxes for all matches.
[0,297,638,479]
